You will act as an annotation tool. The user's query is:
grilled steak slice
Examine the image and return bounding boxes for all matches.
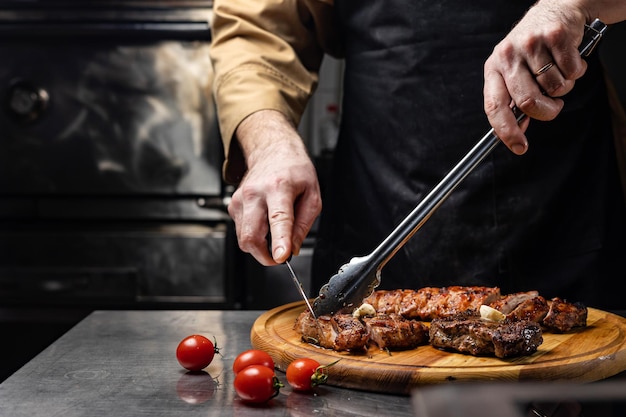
[332,314,371,351]
[489,291,539,314]
[504,295,550,323]
[429,316,543,358]
[364,286,501,320]
[363,290,411,315]
[362,313,429,350]
[542,297,588,333]
[294,311,336,349]
[294,310,369,351]
[490,294,587,332]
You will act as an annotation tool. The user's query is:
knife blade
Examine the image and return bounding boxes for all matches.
[284,258,317,319]
[267,232,318,318]
[312,19,608,317]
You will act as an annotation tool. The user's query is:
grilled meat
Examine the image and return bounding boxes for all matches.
[362,313,429,350]
[501,295,549,323]
[294,286,586,358]
[333,314,371,351]
[489,291,539,314]
[294,310,369,351]
[489,292,586,332]
[542,297,588,333]
[363,289,410,316]
[429,316,543,358]
[364,286,501,320]
[293,310,427,352]
[294,311,336,349]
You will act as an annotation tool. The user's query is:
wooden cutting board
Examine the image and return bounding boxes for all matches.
[251,301,626,394]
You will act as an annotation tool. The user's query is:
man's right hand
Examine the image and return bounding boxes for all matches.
[228,109,322,266]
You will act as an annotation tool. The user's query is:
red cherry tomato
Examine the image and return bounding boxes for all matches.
[286,358,339,392]
[233,349,275,374]
[176,335,218,371]
[233,364,283,403]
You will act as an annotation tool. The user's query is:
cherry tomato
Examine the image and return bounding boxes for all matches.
[286,358,339,392]
[233,349,275,374]
[176,334,218,371]
[233,364,283,403]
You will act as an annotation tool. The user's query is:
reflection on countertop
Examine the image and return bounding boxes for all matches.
[0,309,624,417]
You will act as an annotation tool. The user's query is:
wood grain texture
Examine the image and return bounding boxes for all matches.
[251,301,626,394]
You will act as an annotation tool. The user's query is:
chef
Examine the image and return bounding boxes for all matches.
[210,0,626,311]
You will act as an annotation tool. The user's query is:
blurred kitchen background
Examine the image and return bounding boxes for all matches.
[0,0,624,382]
[0,0,343,382]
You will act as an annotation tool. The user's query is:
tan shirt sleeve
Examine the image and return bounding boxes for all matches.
[210,0,340,184]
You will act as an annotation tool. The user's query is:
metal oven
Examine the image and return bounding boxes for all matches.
[0,0,244,380]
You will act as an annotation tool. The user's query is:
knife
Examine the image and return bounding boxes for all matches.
[267,233,317,318]
[284,258,318,319]
[311,18,608,317]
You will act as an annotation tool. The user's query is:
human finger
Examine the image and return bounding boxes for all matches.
[532,57,585,99]
[228,185,275,266]
[483,66,530,155]
[266,189,297,264]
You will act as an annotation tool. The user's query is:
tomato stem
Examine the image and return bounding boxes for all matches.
[271,376,284,399]
[212,336,222,356]
[311,359,341,387]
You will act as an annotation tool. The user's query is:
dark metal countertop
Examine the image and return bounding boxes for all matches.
[1,309,625,417]
[0,310,415,417]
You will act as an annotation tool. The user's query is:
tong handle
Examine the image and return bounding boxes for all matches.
[357,19,607,278]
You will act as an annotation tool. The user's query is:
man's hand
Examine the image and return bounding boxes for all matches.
[228,110,322,265]
[483,1,591,154]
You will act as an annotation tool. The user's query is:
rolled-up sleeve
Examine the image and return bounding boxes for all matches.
[210,0,339,184]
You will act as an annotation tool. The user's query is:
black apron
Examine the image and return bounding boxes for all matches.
[311,0,626,310]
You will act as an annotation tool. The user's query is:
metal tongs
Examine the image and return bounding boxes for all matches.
[312,19,608,316]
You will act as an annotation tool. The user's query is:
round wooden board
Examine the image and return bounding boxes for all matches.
[251,301,626,394]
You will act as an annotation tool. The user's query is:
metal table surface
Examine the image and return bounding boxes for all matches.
[2,309,626,417]
[0,309,415,417]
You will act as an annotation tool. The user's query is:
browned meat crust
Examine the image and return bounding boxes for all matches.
[489,293,587,332]
[294,286,586,358]
[294,310,369,351]
[294,311,336,349]
[364,286,501,320]
[332,314,371,351]
[364,289,410,315]
[503,295,550,323]
[293,310,429,352]
[362,314,429,350]
[429,316,543,358]
[542,297,588,333]
[489,291,539,314]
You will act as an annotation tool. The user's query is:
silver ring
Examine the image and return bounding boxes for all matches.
[534,61,554,76]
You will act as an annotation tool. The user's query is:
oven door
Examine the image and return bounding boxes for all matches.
[0,1,245,382]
